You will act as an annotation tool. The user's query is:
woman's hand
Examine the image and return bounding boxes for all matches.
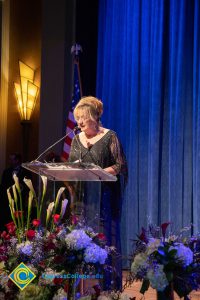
[103,166,117,176]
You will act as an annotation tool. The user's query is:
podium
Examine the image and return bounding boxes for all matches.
[22,161,116,238]
[22,161,117,182]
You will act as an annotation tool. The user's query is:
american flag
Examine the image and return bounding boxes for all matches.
[62,61,82,160]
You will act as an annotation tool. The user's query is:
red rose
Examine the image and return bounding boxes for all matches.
[1,231,11,240]
[46,241,56,250]
[32,219,41,227]
[26,229,36,240]
[97,233,106,241]
[5,222,15,232]
[14,211,23,218]
[53,277,63,285]
[53,214,60,224]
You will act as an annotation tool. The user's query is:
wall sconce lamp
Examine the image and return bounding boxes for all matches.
[14,60,39,122]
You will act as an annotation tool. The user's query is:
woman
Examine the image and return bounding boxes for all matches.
[68,96,128,290]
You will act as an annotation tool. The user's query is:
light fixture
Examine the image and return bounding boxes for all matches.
[14,60,39,121]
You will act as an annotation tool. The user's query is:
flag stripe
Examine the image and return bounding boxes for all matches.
[62,61,82,160]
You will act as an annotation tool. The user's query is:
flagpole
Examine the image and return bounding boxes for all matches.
[70,43,85,297]
[62,44,83,161]
[71,44,83,97]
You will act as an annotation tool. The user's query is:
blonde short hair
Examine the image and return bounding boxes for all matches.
[74,96,103,123]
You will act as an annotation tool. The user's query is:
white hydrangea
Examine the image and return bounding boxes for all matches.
[52,288,67,300]
[84,244,108,264]
[147,264,169,291]
[131,253,148,276]
[169,243,193,266]
[147,238,162,255]
[65,229,92,250]
[16,241,33,256]
[165,235,178,243]
[57,229,67,239]
[26,264,38,275]
[0,272,10,292]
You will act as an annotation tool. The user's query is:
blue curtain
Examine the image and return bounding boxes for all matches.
[96,0,200,266]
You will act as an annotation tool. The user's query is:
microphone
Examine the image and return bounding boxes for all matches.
[33,126,80,162]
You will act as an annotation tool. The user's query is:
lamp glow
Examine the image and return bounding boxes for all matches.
[14,61,39,121]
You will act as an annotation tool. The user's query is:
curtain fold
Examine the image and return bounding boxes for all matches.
[96,0,200,266]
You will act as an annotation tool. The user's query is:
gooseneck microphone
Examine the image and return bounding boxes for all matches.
[33,126,79,162]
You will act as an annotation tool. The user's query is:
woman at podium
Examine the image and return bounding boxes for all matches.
[68,96,128,291]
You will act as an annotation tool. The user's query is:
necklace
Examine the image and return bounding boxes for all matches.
[84,128,101,140]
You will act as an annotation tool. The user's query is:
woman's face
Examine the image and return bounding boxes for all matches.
[75,109,97,133]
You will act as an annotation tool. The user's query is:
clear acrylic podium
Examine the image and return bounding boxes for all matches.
[22,161,117,231]
[22,161,117,182]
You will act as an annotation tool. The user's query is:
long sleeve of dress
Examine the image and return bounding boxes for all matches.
[109,133,128,182]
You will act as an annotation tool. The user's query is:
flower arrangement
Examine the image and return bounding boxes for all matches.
[131,223,200,300]
[0,174,111,300]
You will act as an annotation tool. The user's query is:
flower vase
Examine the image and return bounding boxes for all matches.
[157,283,174,300]
[68,278,76,300]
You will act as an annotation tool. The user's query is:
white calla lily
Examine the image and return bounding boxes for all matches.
[55,187,65,211]
[40,175,47,197]
[60,199,69,219]
[23,178,36,197]
[13,173,20,192]
[46,202,55,226]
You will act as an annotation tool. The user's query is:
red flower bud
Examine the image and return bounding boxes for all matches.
[161,222,171,238]
[53,214,60,224]
[14,211,23,218]
[32,219,41,227]
[97,233,106,241]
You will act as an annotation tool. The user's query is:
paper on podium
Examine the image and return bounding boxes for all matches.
[22,161,117,182]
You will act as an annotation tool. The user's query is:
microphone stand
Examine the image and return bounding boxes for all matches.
[33,126,79,162]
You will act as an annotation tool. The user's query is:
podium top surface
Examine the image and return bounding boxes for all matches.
[22,161,117,182]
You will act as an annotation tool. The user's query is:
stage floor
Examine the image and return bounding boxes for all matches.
[83,271,200,299]
[122,271,200,300]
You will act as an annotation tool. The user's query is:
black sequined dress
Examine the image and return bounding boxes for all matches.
[68,130,127,290]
